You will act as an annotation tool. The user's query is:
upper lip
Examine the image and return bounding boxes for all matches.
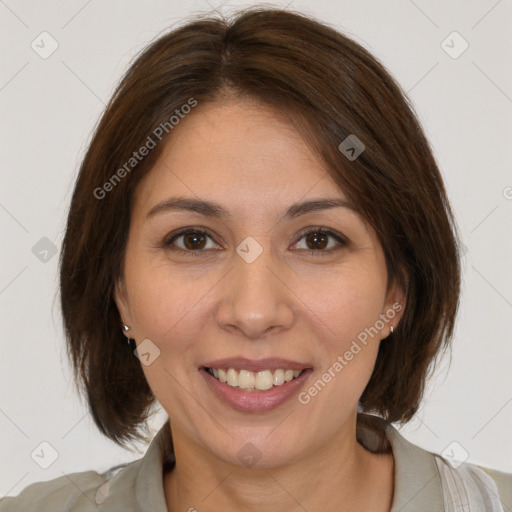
[201,357,313,372]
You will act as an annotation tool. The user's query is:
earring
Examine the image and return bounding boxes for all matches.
[121,324,135,348]
[390,325,394,335]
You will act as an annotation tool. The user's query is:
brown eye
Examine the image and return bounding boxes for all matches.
[292,227,347,254]
[164,228,219,254]
[304,231,329,250]
[182,231,207,250]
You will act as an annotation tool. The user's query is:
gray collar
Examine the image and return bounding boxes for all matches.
[386,423,444,511]
[135,424,170,512]
[133,420,444,512]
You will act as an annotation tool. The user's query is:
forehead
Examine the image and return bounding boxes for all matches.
[133,99,346,216]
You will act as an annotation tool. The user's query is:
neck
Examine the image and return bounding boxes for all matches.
[163,417,394,512]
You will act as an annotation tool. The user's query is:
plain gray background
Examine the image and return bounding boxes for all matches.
[1,0,511,497]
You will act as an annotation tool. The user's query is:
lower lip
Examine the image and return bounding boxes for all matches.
[200,368,312,413]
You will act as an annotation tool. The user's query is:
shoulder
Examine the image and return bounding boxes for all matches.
[0,470,108,512]
[476,464,512,505]
[377,419,511,511]
[0,460,140,512]
[433,453,512,507]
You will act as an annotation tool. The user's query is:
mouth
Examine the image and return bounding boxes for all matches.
[199,357,313,412]
[203,367,306,391]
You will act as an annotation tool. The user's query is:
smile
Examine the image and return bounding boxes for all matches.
[205,367,305,391]
[199,357,313,412]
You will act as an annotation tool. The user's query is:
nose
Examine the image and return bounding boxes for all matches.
[216,240,295,340]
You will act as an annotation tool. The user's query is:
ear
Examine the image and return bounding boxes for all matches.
[381,273,407,338]
[113,277,132,334]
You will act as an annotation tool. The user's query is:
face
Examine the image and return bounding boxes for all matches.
[115,98,405,468]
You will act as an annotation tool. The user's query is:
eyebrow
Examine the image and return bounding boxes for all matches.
[146,196,358,221]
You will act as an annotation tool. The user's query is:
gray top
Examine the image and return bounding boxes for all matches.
[1,420,510,511]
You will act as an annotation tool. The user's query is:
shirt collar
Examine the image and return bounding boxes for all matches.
[385,422,444,511]
[133,418,444,512]
[135,422,173,512]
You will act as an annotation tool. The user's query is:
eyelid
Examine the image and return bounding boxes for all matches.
[290,226,348,253]
[293,226,348,245]
[162,225,348,255]
[163,226,222,252]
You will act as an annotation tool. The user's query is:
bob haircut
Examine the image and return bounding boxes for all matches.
[59,7,461,452]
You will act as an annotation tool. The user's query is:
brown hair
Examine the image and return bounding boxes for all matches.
[59,7,461,452]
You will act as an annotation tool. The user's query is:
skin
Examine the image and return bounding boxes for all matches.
[115,98,406,512]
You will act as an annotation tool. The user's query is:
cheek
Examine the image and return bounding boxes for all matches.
[123,260,213,407]
[125,255,217,350]
[295,262,387,348]
[294,269,385,422]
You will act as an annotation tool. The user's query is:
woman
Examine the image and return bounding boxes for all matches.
[1,7,510,512]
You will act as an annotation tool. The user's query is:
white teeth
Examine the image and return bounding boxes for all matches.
[207,367,305,390]
[226,368,238,387]
[255,370,274,390]
[273,369,285,386]
[238,370,255,389]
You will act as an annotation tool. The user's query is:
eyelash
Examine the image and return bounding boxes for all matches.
[161,226,348,257]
